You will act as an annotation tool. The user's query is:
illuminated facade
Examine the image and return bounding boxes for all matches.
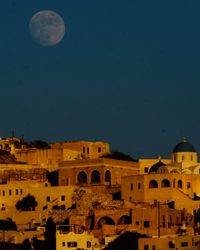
[14,140,110,165]
[122,139,200,213]
[58,158,139,189]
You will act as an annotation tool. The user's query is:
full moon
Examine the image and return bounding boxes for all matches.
[29,10,65,47]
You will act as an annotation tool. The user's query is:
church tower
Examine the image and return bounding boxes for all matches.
[172,138,198,164]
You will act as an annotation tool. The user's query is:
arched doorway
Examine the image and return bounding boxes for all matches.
[77,171,87,185]
[105,170,111,185]
[91,170,101,184]
[178,180,183,188]
[97,216,115,229]
[117,215,131,225]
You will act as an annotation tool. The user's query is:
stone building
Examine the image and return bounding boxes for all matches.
[14,140,110,165]
[62,188,193,238]
[0,163,46,183]
[121,139,200,213]
[51,140,110,160]
[138,234,200,250]
[58,158,139,191]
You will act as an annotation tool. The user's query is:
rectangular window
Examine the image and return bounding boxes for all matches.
[87,147,89,154]
[9,190,12,196]
[61,195,65,201]
[2,190,5,196]
[187,182,191,189]
[136,221,139,225]
[87,241,91,248]
[181,242,188,247]
[62,242,65,247]
[61,205,66,210]
[144,221,150,228]
[43,205,48,210]
[20,189,23,195]
[83,146,85,153]
[169,241,175,248]
[138,183,141,189]
[67,242,77,247]
[144,167,149,173]
[16,189,18,195]
[152,246,155,250]
[129,196,132,201]
[130,184,133,190]
[144,245,149,250]
[98,147,101,153]
[46,196,50,202]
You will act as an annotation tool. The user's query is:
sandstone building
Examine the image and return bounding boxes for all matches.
[122,138,200,213]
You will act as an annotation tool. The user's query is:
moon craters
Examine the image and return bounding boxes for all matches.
[29,10,65,47]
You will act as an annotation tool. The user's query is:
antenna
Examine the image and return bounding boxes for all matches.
[12,130,15,138]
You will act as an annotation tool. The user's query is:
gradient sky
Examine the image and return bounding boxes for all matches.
[1,0,200,159]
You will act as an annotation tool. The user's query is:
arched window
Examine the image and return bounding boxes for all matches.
[161,179,170,188]
[149,180,158,188]
[178,180,183,188]
[77,171,87,185]
[91,170,101,184]
[105,170,111,184]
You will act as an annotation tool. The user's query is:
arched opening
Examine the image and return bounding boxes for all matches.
[117,215,131,225]
[77,171,87,185]
[149,180,158,188]
[178,180,183,188]
[105,170,111,185]
[91,170,101,184]
[161,179,171,188]
[97,216,115,229]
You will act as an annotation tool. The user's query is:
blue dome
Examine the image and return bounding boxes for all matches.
[173,139,196,153]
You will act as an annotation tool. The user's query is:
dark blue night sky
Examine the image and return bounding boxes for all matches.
[1,0,200,158]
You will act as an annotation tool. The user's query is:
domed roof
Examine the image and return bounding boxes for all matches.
[173,138,196,153]
[149,160,166,173]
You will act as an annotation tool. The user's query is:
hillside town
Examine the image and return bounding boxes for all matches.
[0,136,200,250]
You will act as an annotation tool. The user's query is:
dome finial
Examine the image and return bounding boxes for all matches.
[182,137,187,143]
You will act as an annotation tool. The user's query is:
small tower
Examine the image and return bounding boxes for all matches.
[172,138,197,164]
